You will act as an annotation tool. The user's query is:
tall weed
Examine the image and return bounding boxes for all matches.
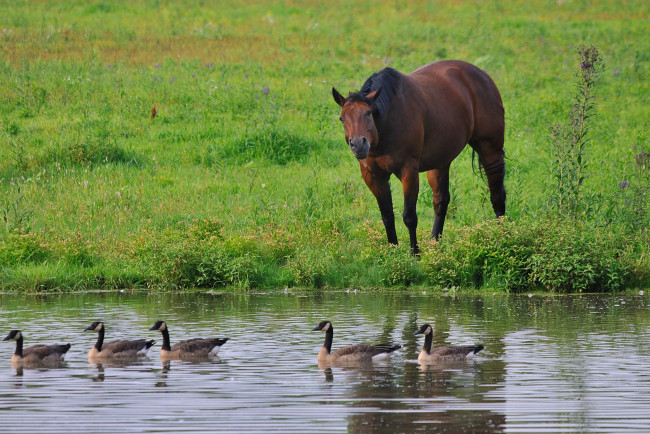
[549,44,604,218]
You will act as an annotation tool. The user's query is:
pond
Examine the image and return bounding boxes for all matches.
[1,291,649,432]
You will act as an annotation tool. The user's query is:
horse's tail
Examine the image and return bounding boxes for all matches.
[471,148,506,183]
[471,148,482,179]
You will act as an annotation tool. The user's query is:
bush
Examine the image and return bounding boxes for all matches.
[528,220,630,292]
[377,245,423,287]
[421,217,633,292]
[132,219,277,289]
[421,218,536,292]
[0,232,52,266]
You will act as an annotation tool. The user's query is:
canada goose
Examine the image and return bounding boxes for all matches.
[84,322,155,361]
[415,324,484,362]
[3,330,71,366]
[312,320,401,364]
[149,320,229,360]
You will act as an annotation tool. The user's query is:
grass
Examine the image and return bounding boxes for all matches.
[0,0,648,292]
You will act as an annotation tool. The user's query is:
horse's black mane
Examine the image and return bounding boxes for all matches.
[348,67,403,118]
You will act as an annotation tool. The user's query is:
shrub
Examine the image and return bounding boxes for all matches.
[0,232,51,266]
[421,218,536,292]
[421,217,632,292]
[378,245,423,287]
[132,219,276,289]
[528,220,630,292]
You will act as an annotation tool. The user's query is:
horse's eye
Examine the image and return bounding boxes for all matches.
[365,110,372,117]
[339,116,344,123]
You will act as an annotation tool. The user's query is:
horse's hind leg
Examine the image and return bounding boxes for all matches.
[427,166,451,240]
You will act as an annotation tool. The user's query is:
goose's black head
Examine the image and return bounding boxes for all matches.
[414,324,433,335]
[149,320,167,331]
[3,330,22,341]
[312,321,332,332]
[84,322,104,332]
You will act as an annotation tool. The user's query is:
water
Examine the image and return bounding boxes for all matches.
[1,291,649,432]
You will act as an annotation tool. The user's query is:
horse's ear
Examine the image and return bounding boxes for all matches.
[332,87,346,107]
[365,88,382,102]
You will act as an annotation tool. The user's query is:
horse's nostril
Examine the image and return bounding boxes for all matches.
[350,137,367,150]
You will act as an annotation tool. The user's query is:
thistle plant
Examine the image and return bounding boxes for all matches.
[550,44,604,217]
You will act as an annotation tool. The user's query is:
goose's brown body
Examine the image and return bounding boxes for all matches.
[85,322,155,361]
[3,330,70,367]
[313,321,401,364]
[150,321,228,360]
[415,324,484,363]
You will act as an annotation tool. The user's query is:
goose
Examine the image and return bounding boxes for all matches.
[84,322,155,361]
[312,320,401,364]
[415,324,484,362]
[149,320,229,360]
[3,330,71,366]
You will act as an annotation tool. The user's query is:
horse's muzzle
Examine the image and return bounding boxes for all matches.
[349,137,370,160]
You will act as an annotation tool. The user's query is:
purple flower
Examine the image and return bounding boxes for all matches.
[618,180,630,189]
[580,62,591,69]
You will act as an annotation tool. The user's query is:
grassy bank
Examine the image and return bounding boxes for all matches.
[1,0,648,292]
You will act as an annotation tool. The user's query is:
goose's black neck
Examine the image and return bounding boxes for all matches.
[95,327,105,352]
[161,328,171,351]
[14,335,23,357]
[423,332,433,354]
[324,326,333,354]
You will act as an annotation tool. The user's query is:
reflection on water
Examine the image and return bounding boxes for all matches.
[0,291,649,432]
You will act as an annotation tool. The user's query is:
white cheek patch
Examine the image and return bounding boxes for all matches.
[160,323,166,331]
[322,323,331,331]
[425,326,432,335]
[95,324,103,332]
[16,331,22,340]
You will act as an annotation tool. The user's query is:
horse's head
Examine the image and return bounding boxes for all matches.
[332,87,381,160]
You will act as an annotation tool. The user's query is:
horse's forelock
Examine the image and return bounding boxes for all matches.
[345,92,371,105]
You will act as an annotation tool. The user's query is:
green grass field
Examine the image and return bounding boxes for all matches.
[1,0,648,292]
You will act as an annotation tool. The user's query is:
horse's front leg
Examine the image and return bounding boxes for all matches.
[400,168,420,255]
[362,167,398,245]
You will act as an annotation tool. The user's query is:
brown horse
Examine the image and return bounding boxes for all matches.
[333,60,505,254]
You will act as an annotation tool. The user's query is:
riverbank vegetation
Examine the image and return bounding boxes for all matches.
[1,0,648,292]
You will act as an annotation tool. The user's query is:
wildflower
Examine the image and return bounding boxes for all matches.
[262,86,270,96]
[580,62,591,69]
[618,180,630,189]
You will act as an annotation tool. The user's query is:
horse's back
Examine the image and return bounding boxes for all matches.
[409,60,504,165]
[410,60,502,104]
